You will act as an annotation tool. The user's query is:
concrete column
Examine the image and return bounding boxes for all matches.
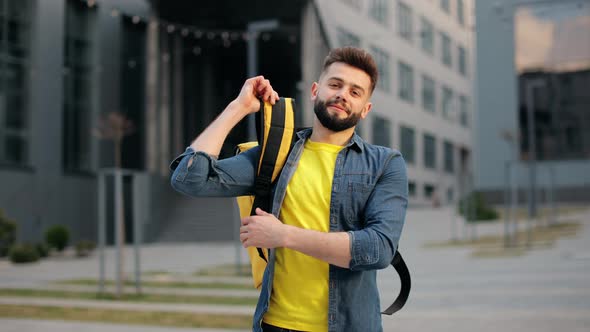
[145,17,160,173]
[158,31,170,177]
[172,34,184,155]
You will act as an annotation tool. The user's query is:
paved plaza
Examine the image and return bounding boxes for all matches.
[1,206,589,332]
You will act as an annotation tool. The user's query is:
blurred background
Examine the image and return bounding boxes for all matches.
[1,0,588,246]
[0,1,589,331]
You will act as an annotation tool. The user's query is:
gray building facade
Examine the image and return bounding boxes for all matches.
[474,0,590,203]
[0,0,316,244]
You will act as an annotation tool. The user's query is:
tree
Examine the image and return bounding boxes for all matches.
[94,111,134,298]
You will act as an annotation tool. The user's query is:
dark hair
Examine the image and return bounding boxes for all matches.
[321,47,379,93]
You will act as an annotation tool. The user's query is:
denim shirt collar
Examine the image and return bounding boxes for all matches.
[296,128,364,153]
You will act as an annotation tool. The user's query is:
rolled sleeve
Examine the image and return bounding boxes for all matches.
[169,146,260,198]
[348,154,408,271]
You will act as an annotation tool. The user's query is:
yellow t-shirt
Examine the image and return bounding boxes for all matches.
[263,139,343,332]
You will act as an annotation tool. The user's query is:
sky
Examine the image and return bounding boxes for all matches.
[515,1,590,73]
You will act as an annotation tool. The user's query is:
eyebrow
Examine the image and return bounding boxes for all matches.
[327,77,366,95]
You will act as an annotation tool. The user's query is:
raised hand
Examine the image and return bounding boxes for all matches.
[235,76,280,114]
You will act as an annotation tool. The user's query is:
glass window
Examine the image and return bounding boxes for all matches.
[397,1,413,42]
[0,0,33,166]
[400,125,415,164]
[369,0,389,26]
[420,17,434,55]
[408,181,416,197]
[447,187,454,202]
[444,140,454,173]
[370,46,391,92]
[458,45,467,76]
[337,27,361,47]
[424,183,436,198]
[457,0,465,26]
[440,32,452,67]
[515,3,590,161]
[422,75,436,113]
[423,133,436,169]
[398,61,414,102]
[440,0,451,14]
[459,95,469,127]
[62,0,98,172]
[442,86,453,119]
[372,115,391,147]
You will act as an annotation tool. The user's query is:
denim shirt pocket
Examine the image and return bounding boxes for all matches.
[338,176,373,230]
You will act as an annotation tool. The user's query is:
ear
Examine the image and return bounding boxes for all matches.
[310,82,319,101]
[360,102,372,119]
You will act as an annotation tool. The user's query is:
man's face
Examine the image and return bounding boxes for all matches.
[311,62,373,132]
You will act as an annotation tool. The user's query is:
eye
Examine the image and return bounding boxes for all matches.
[351,90,361,97]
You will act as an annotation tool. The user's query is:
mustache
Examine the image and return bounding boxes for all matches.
[326,99,350,114]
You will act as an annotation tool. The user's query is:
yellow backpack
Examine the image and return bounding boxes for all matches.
[235,97,410,315]
[235,97,296,289]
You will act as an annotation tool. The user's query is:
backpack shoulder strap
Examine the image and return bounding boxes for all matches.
[381,250,411,315]
[251,97,296,261]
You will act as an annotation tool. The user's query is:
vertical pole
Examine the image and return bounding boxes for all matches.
[98,172,106,294]
[461,182,469,241]
[504,161,511,247]
[526,82,538,220]
[132,173,142,295]
[511,166,519,247]
[469,175,477,241]
[114,170,123,297]
[549,166,557,225]
[526,165,533,249]
[541,168,548,227]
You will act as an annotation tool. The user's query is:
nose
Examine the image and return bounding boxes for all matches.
[334,88,349,102]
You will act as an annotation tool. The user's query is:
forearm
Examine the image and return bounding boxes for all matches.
[283,225,351,268]
[190,100,249,157]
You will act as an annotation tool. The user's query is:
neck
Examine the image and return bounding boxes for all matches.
[310,119,355,146]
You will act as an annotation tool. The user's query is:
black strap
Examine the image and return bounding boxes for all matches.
[251,98,291,263]
[381,250,411,315]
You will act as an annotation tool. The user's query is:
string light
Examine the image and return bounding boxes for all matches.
[102,3,295,48]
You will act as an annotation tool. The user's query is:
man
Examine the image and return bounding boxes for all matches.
[170,47,408,332]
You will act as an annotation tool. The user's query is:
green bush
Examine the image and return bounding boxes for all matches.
[9,244,40,264]
[45,225,70,252]
[0,209,17,257]
[35,243,49,258]
[75,240,96,257]
[458,192,499,222]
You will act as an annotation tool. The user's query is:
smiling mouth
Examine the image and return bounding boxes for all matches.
[328,103,348,114]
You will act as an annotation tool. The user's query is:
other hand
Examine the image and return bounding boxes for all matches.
[240,208,287,248]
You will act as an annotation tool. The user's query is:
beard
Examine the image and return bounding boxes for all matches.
[313,98,361,132]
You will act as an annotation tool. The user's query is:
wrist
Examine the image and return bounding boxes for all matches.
[281,224,295,248]
[229,98,258,116]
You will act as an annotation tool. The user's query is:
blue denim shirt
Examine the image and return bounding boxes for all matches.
[170,129,408,332]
